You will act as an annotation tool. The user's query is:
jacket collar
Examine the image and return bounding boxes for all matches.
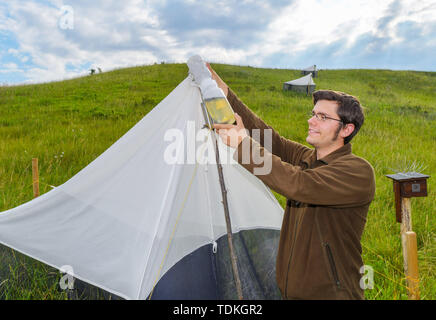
[319,143,352,164]
[302,143,352,166]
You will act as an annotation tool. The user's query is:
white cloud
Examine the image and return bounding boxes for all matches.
[2,0,167,83]
[3,62,17,69]
[259,0,393,56]
[1,0,435,84]
[0,62,23,74]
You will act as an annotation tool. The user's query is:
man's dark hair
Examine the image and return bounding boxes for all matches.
[312,90,364,144]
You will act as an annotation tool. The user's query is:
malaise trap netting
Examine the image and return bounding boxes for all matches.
[0,57,283,300]
[1,230,281,299]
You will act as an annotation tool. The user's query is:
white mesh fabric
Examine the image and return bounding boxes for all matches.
[284,73,315,86]
[0,76,283,300]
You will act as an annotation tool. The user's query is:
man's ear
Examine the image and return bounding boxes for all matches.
[340,123,355,139]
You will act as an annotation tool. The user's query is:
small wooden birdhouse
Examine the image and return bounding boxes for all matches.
[386,172,430,222]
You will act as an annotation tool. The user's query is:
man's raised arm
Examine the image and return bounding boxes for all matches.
[207,64,311,165]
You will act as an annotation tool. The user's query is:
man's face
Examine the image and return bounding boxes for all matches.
[306,100,343,149]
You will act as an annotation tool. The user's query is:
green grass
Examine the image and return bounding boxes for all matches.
[0,63,435,300]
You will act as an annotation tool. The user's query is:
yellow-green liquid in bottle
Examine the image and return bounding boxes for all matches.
[204,97,236,124]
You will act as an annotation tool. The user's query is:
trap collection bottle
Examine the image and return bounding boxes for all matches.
[202,79,236,125]
[187,55,236,124]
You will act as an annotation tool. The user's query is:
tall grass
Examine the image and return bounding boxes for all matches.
[0,63,434,299]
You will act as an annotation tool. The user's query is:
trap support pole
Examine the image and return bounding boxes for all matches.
[200,98,243,300]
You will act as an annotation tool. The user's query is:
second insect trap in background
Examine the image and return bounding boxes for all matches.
[188,55,236,124]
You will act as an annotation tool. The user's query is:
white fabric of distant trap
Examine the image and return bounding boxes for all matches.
[0,76,283,300]
[302,65,317,71]
[284,73,316,86]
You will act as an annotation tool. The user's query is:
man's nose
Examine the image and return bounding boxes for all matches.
[308,116,317,126]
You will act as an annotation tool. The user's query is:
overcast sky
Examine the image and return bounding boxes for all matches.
[1,0,436,84]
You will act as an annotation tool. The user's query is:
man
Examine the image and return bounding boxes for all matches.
[208,65,376,300]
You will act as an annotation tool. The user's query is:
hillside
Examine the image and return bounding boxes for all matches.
[0,63,435,299]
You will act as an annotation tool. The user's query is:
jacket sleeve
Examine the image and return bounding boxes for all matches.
[234,137,376,208]
[227,88,311,165]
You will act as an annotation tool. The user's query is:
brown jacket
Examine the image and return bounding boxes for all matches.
[227,89,376,300]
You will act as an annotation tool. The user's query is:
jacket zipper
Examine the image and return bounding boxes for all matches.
[324,242,341,288]
[284,213,299,298]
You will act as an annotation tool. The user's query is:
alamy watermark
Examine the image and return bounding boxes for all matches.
[360,265,374,290]
[163,121,273,175]
[59,265,75,290]
[59,5,74,30]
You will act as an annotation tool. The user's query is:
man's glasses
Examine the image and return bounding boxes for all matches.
[309,111,343,123]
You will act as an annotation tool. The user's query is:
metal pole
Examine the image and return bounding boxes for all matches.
[199,98,243,300]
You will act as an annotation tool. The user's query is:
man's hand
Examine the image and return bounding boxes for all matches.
[206,63,228,96]
[207,63,246,148]
[213,113,248,148]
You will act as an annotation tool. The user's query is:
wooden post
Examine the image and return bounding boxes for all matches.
[32,158,39,198]
[400,198,419,299]
[386,172,429,300]
[404,231,420,300]
[31,158,77,299]
[400,198,412,234]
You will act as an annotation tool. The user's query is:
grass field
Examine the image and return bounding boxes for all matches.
[0,63,435,299]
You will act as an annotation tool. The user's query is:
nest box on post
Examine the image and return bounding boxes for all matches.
[385,172,430,223]
[385,171,430,300]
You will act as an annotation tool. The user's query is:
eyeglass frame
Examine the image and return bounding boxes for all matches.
[309,110,343,124]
